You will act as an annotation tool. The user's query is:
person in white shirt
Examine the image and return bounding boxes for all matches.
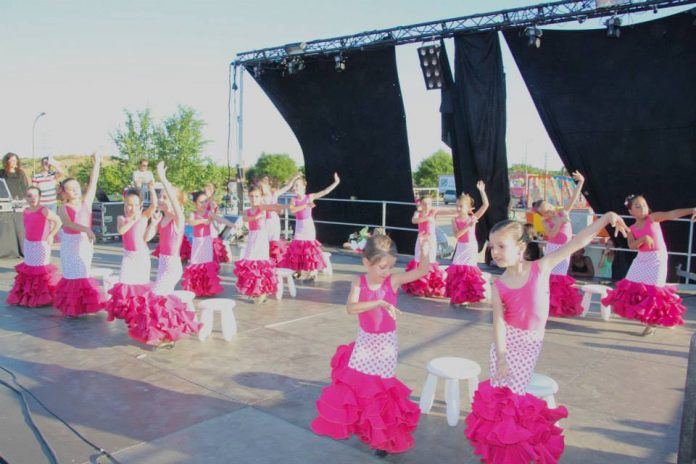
[132,159,155,198]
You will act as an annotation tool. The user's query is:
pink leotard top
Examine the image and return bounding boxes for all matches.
[63,203,92,235]
[545,212,572,244]
[631,216,666,252]
[294,195,313,220]
[158,218,182,257]
[122,216,148,252]
[418,210,436,235]
[192,211,211,237]
[24,208,49,241]
[455,217,476,243]
[493,261,549,332]
[264,193,278,219]
[357,274,397,333]
[246,207,264,231]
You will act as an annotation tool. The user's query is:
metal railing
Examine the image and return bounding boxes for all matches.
[278,197,696,284]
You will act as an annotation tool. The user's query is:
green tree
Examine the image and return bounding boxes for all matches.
[413,149,454,187]
[245,153,298,186]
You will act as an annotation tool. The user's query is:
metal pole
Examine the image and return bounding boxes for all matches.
[687,219,694,285]
[284,208,290,240]
[31,112,46,173]
[381,201,387,229]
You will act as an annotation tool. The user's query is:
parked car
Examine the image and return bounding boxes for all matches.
[443,189,457,204]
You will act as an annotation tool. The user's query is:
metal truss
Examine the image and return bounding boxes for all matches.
[232,0,696,65]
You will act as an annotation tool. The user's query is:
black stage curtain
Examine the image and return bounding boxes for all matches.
[504,12,696,279]
[247,47,415,253]
[441,33,511,249]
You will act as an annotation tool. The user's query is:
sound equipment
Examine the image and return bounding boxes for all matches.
[93,201,152,238]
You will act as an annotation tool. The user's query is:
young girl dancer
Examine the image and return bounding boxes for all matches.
[280,173,340,280]
[402,194,449,297]
[129,162,201,347]
[54,153,106,317]
[602,195,692,336]
[204,183,230,264]
[311,233,430,456]
[233,186,284,303]
[532,171,585,317]
[182,191,236,296]
[465,213,629,464]
[445,181,489,305]
[105,183,158,322]
[260,174,300,266]
[7,187,62,307]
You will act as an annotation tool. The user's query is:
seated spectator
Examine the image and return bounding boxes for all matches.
[597,238,615,281]
[343,226,371,252]
[569,248,595,279]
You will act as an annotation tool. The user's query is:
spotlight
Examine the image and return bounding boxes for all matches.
[253,63,263,78]
[417,44,445,91]
[577,15,587,24]
[284,42,307,56]
[334,53,346,72]
[652,5,658,13]
[285,57,305,76]
[605,16,621,38]
[524,26,543,48]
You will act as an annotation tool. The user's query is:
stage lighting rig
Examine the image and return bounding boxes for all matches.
[525,26,543,48]
[334,53,346,72]
[605,16,622,38]
[417,44,445,90]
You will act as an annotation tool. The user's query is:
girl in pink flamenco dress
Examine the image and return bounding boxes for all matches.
[54,153,107,317]
[106,183,158,323]
[402,194,451,297]
[7,186,62,307]
[127,162,201,347]
[465,212,629,464]
[203,183,230,264]
[446,180,490,305]
[311,233,433,457]
[602,194,693,336]
[532,171,585,317]
[233,186,285,303]
[280,173,340,280]
[260,174,300,266]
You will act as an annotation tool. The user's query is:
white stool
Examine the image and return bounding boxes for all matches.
[321,252,333,276]
[580,284,612,321]
[197,298,237,342]
[275,268,297,300]
[419,357,481,427]
[526,373,559,409]
[172,290,197,312]
[481,272,492,302]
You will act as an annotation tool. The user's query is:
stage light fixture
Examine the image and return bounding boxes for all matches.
[284,57,305,76]
[253,63,263,78]
[605,16,621,38]
[417,44,445,91]
[334,53,346,72]
[577,15,587,24]
[652,5,658,13]
[525,26,543,48]
[284,42,307,56]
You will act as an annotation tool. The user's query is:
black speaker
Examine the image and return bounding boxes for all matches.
[93,201,152,237]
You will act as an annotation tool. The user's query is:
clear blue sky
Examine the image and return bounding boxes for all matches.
[0,1,686,172]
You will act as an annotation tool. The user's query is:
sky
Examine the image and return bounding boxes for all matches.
[1,1,688,173]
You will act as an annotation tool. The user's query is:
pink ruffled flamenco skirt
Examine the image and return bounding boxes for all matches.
[152,236,191,264]
[106,283,152,322]
[279,240,326,272]
[181,261,224,297]
[127,293,202,345]
[401,260,446,298]
[269,240,288,267]
[213,237,230,263]
[311,342,420,453]
[7,263,60,308]
[549,274,583,317]
[446,264,485,304]
[601,279,685,327]
[234,259,278,297]
[54,277,107,317]
[465,380,567,464]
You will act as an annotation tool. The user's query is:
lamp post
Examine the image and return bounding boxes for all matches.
[32,112,46,173]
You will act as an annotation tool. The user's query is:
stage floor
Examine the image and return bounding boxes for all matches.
[0,243,693,463]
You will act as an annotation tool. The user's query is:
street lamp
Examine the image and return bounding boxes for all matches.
[32,112,46,173]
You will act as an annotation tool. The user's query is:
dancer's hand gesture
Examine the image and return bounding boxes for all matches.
[476,180,485,191]
[333,172,340,184]
[86,229,96,242]
[495,356,508,382]
[382,301,401,320]
[607,212,629,238]
[571,171,584,184]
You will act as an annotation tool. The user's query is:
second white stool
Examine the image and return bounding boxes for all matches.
[197,298,237,342]
[321,252,333,276]
[580,284,612,321]
[419,357,481,427]
[526,373,559,408]
[275,268,297,300]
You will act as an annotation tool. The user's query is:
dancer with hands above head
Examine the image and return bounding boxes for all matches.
[446,180,490,305]
[464,212,629,464]
[311,233,432,457]
[105,181,158,323]
[7,186,62,307]
[532,171,586,317]
[54,153,106,317]
[260,173,301,266]
[602,195,693,336]
[280,173,340,280]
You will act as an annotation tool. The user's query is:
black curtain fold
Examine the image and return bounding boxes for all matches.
[441,32,511,248]
[247,46,415,253]
[504,12,696,279]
